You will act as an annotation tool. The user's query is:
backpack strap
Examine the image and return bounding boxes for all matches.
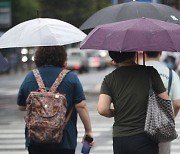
[62,108,74,129]
[147,66,153,95]
[51,69,72,128]
[50,69,70,92]
[33,69,46,89]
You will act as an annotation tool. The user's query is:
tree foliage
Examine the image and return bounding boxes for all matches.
[11,0,40,26]
[11,0,111,28]
[40,0,111,27]
[8,0,180,29]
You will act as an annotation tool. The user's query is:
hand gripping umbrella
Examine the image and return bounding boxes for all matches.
[80,18,180,52]
[0,18,87,49]
[80,1,180,34]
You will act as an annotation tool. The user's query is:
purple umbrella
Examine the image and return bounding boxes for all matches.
[80,18,180,52]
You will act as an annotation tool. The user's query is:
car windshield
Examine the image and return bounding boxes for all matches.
[87,52,99,57]
[68,52,82,59]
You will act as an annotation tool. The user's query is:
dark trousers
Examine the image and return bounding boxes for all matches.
[28,146,75,154]
[113,133,158,154]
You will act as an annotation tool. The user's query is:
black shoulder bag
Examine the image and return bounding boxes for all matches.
[144,67,178,143]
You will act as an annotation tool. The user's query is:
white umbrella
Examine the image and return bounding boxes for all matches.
[0,18,87,48]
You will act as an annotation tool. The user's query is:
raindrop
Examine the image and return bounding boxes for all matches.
[170,15,178,21]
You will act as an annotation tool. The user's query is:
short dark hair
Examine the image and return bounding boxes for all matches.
[34,46,67,67]
[145,51,161,58]
[108,51,136,63]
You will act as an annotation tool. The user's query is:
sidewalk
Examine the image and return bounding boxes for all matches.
[0,67,115,96]
[78,67,114,95]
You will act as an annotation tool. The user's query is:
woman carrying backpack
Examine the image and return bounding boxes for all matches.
[17,46,94,154]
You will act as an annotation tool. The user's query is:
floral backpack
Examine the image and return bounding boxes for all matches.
[25,68,72,143]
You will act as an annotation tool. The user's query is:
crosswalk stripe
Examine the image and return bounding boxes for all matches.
[78,127,111,132]
[0,125,179,153]
[0,152,28,154]
[0,145,25,149]
[0,113,179,154]
[0,139,25,144]
[0,134,24,138]
[94,146,113,151]
[0,130,24,133]
[0,88,18,96]
[78,132,100,138]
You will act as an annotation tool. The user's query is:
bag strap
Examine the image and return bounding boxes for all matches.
[50,69,70,92]
[33,69,46,89]
[147,67,153,94]
[168,68,173,96]
[53,69,71,129]
[148,67,173,96]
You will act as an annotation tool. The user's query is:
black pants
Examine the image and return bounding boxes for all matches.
[113,133,158,154]
[28,146,75,154]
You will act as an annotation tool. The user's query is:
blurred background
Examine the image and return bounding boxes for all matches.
[0,0,179,75]
[0,0,179,154]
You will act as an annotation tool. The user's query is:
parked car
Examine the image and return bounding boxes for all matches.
[87,50,109,70]
[0,48,22,74]
[66,48,89,74]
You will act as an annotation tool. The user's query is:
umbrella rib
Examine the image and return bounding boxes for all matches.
[16,27,29,47]
[149,3,164,20]
[150,20,177,51]
[121,29,128,51]
[162,28,177,51]
[44,25,59,44]
[120,21,140,51]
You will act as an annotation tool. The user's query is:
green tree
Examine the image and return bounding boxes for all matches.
[161,0,179,9]
[11,0,40,26]
[40,0,111,27]
[11,0,111,28]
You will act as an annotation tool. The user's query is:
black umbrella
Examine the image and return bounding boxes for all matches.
[80,1,180,34]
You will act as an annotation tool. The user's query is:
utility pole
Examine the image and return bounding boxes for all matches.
[175,0,179,10]
[161,0,179,10]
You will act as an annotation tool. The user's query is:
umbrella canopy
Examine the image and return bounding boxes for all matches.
[0,18,87,49]
[80,18,180,52]
[80,1,180,33]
